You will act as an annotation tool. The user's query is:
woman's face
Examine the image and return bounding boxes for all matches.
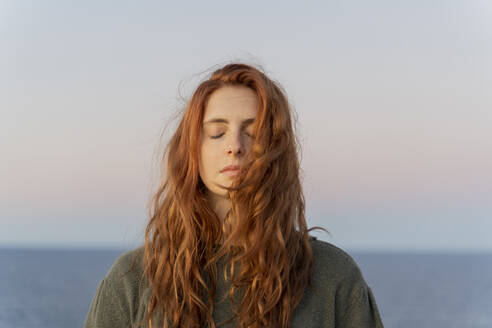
[199,85,258,198]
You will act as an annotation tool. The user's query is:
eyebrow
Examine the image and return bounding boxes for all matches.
[203,118,255,126]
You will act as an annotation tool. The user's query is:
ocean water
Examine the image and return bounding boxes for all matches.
[1,248,491,328]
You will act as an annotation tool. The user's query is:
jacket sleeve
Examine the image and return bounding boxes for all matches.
[83,276,132,328]
[336,268,385,328]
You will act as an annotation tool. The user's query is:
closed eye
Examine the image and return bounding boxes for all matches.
[210,132,253,139]
[211,133,224,139]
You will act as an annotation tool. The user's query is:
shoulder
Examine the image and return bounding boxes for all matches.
[105,245,145,288]
[102,246,147,313]
[308,236,365,286]
[307,237,385,327]
[107,246,145,276]
[84,246,147,327]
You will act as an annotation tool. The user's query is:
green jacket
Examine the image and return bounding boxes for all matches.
[84,237,384,327]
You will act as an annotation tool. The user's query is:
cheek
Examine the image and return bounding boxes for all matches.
[200,144,218,177]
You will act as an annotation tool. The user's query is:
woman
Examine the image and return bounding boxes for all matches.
[84,63,384,328]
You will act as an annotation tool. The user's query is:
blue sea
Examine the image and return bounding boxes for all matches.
[1,248,491,328]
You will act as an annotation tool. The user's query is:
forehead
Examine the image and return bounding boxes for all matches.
[203,86,258,121]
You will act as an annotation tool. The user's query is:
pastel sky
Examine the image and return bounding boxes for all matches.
[2,1,491,252]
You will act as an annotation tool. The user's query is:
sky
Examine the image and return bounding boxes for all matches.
[1,1,491,252]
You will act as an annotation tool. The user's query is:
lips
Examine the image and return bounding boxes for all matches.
[221,165,240,173]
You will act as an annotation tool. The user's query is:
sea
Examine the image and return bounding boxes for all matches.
[1,248,491,328]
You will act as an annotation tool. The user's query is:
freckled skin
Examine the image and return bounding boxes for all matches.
[199,86,258,220]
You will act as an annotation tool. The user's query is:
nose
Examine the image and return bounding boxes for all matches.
[226,131,244,155]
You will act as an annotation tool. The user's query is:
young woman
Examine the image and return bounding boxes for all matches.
[84,63,384,328]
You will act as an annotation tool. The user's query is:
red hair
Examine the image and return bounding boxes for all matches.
[138,63,328,328]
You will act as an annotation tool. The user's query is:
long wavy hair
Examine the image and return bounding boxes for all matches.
[137,63,328,328]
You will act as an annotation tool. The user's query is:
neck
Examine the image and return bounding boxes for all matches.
[207,191,241,247]
[207,191,231,222]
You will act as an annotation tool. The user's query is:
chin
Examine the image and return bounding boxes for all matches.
[216,190,229,197]
[207,186,228,198]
